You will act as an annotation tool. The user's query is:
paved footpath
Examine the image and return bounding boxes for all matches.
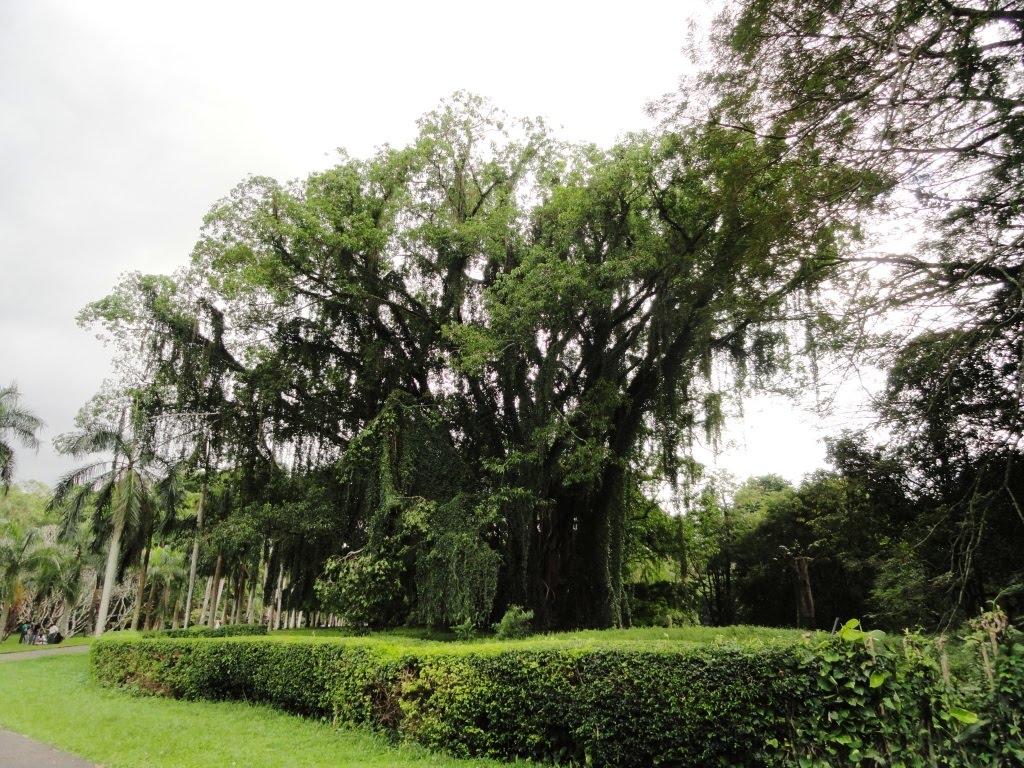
[0,645,101,766]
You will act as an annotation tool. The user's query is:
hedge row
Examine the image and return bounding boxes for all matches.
[146,623,268,639]
[92,622,1022,767]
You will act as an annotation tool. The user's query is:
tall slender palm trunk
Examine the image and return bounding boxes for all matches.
[207,553,224,627]
[183,479,207,629]
[131,545,152,631]
[95,517,125,637]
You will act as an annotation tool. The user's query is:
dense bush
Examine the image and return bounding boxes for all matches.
[490,604,533,640]
[93,619,1020,767]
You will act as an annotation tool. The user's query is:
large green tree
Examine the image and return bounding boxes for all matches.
[82,95,881,629]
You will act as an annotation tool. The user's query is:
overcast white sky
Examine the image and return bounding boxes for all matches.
[1,0,866,488]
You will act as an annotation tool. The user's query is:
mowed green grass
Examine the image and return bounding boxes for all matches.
[0,653,511,768]
[0,633,92,653]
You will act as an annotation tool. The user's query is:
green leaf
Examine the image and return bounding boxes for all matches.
[868,671,888,688]
[948,706,978,724]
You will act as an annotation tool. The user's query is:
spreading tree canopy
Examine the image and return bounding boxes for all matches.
[83,94,881,628]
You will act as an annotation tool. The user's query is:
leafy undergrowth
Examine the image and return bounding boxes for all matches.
[0,652,510,768]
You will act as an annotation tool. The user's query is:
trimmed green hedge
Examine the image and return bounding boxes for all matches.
[92,621,1021,767]
[146,624,268,639]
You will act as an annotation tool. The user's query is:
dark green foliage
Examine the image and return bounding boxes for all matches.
[316,551,408,631]
[315,392,499,630]
[730,474,879,630]
[398,646,793,766]
[92,618,1021,767]
[92,635,402,722]
[625,581,690,627]
[877,333,1024,623]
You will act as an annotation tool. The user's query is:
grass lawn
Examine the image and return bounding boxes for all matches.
[0,633,93,653]
[0,653,511,768]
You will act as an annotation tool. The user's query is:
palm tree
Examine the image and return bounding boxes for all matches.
[0,383,44,492]
[0,518,60,639]
[52,421,176,636]
[141,545,186,630]
[28,537,83,637]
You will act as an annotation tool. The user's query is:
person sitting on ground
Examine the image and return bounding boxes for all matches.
[46,623,62,645]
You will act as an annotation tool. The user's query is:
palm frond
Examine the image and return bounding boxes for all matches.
[0,383,44,449]
[51,461,112,505]
[53,428,122,458]
[55,486,94,540]
[112,469,147,533]
[155,465,186,535]
[94,479,116,515]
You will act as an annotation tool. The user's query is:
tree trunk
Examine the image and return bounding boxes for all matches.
[57,598,72,637]
[211,578,225,627]
[95,517,126,637]
[232,567,245,625]
[272,566,284,629]
[207,553,224,627]
[156,582,173,631]
[792,556,816,629]
[199,576,213,626]
[171,590,182,630]
[143,573,160,630]
[183,478,207,629]
[131,546,152,631]
[246,558,259,624]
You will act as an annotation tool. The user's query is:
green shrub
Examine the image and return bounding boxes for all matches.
[316,553,408,630]
[490,605,533,640]
[449,619,477,641]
